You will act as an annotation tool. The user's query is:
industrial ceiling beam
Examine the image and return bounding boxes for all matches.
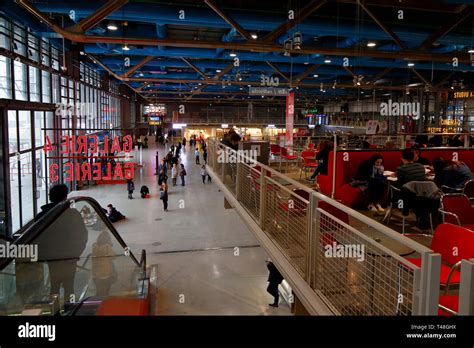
[15,0,471,64]
[67,0,128,34]
[435,71,456,87]
[204,0,252,40]
[181,58,209,80]
[357,0,406,50]
[418,6,474,50]
[263,0,327,43]
[337,0,463,13]
[123,55,154,77]
[366,67,393,84]
[343,66,357,77]
[293,64,321,84]
[410,68,431,86]
[266,61,289,82]
[186,61,235,100]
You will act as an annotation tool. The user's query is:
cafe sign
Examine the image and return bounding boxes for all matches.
[249,87,289,96]
[453,91,474,99]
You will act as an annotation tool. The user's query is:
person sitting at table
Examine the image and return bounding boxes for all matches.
[310,140,332,181]
[412,145,430,166]
[354,154,387,213]
[433,157,473,192]
[396,148,427,188]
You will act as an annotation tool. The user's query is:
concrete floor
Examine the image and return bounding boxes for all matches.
[71,140,291,315]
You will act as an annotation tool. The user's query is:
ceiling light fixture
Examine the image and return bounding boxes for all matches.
[216,69,221,73]
[292,32,302,50]
[122,44,130,51]
[324,59,331,64]
[468,48,474,54]
[229,52,237,57]
[407,62,415,67]
[283,39,292,56]
[367,42,376,47]
[107,22,118,31]
[251,33,258,40]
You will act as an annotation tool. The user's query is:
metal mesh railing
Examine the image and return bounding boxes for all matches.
[236,163,261,221]
[314,208,418,316]
[263,178,308,278]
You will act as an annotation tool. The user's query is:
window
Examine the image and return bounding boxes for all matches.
[18,110,31,151]
[13,25,26,56]
[0,17,10,50]
[8,110,17,154]
[41,70,51,103]
[27,33,40,62]
[40,39,50,67]
[52,74,59,103]
[0,55,11,99]
[13,61,27,101]
[29,66,40,102]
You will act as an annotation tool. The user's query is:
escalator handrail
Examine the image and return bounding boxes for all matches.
[0,196,146,275]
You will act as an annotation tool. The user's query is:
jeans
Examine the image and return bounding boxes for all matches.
[163,199,168,211]
[181,176,185,186]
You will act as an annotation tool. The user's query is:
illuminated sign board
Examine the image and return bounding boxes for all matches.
[453,91,474,99]
[144,104,167,116]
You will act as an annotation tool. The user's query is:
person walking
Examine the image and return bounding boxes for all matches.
[127,179,135,199]
[266,259,284,307]
[182,137,187,149]
[159,183,168,212]
[201,165,207,184]
[158,169,168,186]
[172,164,178,186]
[195,147,200,164]
[179,163,187,186]
[203,148,208,164]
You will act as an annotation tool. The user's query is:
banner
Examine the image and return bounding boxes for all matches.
[286,92,295,150]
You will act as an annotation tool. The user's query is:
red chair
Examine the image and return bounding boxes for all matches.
[406,223,474,287]
[280,147,298,171]
[300,150,317,179]
[462,179,474,201]
[308,143,315,150]
[270,144,281,157]
[278,188,310,216]
[439,194,474,231]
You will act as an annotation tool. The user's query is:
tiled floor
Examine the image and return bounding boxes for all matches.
[71,140,292,315]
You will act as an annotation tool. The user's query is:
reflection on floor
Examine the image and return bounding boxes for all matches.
[71,141,291,315]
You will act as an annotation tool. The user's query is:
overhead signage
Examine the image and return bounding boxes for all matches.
[144,104,167,115]
[249,87,289,96]
[453,91,474,99]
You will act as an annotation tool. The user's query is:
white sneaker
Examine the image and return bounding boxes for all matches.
[376,204,385,213]
[368,204,377,212]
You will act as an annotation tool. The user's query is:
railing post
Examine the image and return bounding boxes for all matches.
[306,192,319,286]
[458,258,474,315]
[259,168,267,229]
[464,133,470,149]
[420,252,441,315]
[331,134,337,199]
[236,162,241,201]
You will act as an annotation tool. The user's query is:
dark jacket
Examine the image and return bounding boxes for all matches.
[108,208,125,222]
[267,262,284,285]
[127,181,135,192]
[35,202,58,221]
[316,148,330,175]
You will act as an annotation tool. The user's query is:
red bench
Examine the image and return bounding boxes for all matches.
[317,148,474,207]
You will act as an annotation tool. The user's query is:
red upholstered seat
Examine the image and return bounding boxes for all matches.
[440,194,474,226]
[318,149,474,207]
[96,298,149,316]
[280,147,298,160]
[405,223,474,286]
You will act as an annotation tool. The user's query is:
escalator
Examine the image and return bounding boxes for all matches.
[0,197,149,316]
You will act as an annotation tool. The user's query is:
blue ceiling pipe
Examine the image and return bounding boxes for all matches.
[86,44,474,72]
[34,1,473,48]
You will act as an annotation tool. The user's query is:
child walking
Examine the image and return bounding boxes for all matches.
[201,165,207,184]
[179,164,187,186]
[172,164,178,186]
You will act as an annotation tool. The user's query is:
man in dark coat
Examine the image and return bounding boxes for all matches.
[266,259,284,307]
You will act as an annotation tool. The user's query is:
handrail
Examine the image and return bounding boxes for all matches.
[0,196,146,274]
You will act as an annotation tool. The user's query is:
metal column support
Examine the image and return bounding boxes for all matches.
[420,252,441,315]
[458,258,474,315]
[259,168,267,229]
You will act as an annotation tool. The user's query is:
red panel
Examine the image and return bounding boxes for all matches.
[96,298,149,316]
